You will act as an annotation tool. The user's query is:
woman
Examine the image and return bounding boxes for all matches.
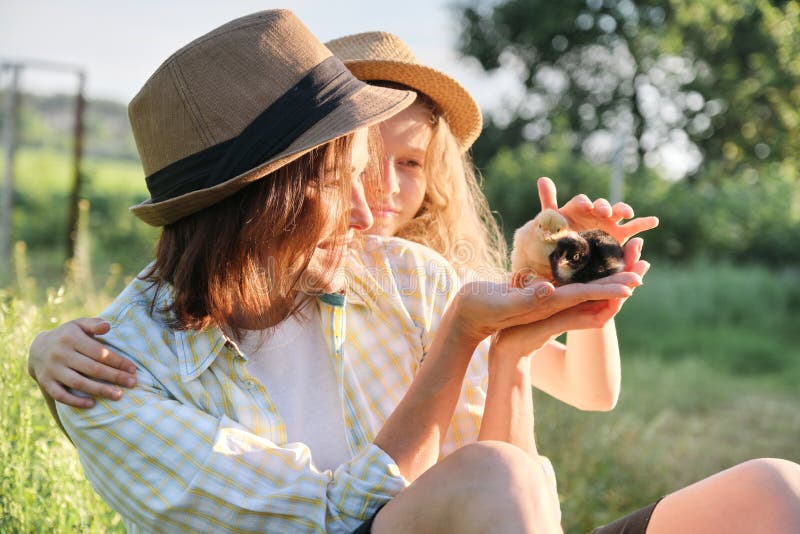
[38,10,644,533]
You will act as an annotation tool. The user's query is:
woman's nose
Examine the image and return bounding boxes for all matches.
[349,178,374,231]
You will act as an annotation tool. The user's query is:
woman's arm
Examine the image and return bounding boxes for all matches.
[374,273,639,482]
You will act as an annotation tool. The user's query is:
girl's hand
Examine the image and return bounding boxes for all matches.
[493,237,649,358]
[28,318,137,408]
[537,176,659,244]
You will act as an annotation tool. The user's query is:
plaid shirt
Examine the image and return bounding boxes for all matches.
[57,236,489,533]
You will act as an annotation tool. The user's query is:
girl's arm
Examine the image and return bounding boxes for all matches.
[530,238,649,410]
[28,317,138,409]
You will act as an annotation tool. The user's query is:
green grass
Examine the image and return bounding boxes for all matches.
[1,291,124,533]
[538,358,800,533]
[616,260,800,388]
[3,258,799,533]
[4,147,158,286]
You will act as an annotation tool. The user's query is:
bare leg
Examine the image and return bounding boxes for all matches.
[372,441,562,534]
[647,458,800,533]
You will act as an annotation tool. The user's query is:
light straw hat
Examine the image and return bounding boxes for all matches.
[325,31,483,152]
[129,10,414,226]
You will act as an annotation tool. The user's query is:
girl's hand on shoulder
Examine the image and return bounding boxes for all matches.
[28,317,137,408]
[537,176,659,244]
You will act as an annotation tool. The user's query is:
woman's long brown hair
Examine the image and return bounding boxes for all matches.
[143,133,357,338]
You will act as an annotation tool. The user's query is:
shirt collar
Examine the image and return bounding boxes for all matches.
[174,323,237,382]
[172,292,353,382]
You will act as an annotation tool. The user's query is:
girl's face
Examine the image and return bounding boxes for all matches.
[368,102,433,237]
[301,128,372,293]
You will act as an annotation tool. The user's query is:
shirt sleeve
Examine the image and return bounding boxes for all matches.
[380,239,490,455]
[57,338,407,533]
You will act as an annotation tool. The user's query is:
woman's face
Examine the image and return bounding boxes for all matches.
[301,128,372,293]
[368,102,433,237]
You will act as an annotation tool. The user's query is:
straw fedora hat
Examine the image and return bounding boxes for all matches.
[129,10,414,226]
[325,31,482,152]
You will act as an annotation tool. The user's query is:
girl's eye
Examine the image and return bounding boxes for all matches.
[399,159,422,169]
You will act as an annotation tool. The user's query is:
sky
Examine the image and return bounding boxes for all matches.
[0,0,521,115]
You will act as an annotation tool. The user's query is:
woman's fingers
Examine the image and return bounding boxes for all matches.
[498,281,634,330]
[611,202,634,221]
[460,269,645,339]
[560,194,593,219]
[496,298,623,357]
[73,316,112,336]
[28,317,136,405]
[622,237,643,269]
[67,346,137,390]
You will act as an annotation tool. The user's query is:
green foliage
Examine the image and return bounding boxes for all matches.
[0,290,123,533]
[482,140,617,237]
[537,358,800,533]
[457,0,800,176]
[2,91,139,161]
[5,148,158,285]
[481,141,800,266]
[616,260,800,382]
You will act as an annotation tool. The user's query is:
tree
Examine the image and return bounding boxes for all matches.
[457,0,799,180]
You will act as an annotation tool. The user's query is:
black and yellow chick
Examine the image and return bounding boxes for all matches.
[549,230,624,285]
[510,208,572,283]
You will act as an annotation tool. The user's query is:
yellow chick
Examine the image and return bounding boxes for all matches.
[510,208,572,284]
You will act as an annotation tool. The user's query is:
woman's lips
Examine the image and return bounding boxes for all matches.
[317,234,353,250]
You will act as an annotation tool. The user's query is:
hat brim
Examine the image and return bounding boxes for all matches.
[344,60,482,152]
[130,84,415,226]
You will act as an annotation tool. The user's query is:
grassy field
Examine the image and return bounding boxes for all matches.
[2,148,799,532]
[2,258,799,533]
[5,147,157,286]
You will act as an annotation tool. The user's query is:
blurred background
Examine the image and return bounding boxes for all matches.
[2,1,798,533]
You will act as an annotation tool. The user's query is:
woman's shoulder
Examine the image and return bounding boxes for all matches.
[96,265,225,375]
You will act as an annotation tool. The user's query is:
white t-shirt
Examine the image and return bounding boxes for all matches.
[239,301,351,472]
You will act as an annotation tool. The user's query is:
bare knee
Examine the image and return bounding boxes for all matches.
[735,459,800,524]
[438,441,561,531]
[373,441,562,533]
[739,458,800,498]
[446,441,548,489]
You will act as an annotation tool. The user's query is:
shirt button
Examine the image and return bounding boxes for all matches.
[245,380,255,389]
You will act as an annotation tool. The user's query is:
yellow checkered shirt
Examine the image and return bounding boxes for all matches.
[57,236,489,533]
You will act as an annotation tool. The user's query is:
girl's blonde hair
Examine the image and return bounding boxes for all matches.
[392,91,507,281]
